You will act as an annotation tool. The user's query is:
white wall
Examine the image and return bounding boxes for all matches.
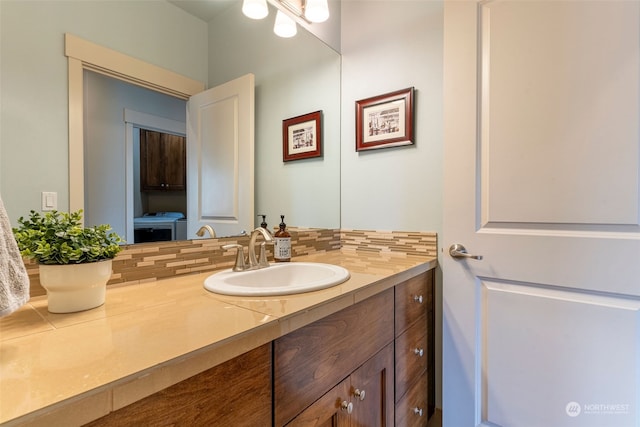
[0,0,207,223]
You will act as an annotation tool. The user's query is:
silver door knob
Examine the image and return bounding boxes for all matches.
[354,388,366,401]
[449,244,483,260]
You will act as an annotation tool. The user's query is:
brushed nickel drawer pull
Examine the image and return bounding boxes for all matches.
[354,388,366,401]
[413,407,423,416]
[414,347,424,357]
[413,295,423,304]
[341,400,353,414]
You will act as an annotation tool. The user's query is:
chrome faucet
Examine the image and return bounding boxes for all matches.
[248,227,274,268]
[222,227,273,271]
[196,225,216,238]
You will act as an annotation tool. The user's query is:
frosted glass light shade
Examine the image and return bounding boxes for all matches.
[274,11,297,38]
[242,0,269,19]
[304,0,329,23]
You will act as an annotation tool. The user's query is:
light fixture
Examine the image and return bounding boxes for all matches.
[303,0,329,23]
[242,0,269,20]
[274,10,297,38]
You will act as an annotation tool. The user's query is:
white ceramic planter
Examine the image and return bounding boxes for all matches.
[39,259,113,313]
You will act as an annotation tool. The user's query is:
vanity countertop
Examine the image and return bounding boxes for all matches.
[0,250,437,426]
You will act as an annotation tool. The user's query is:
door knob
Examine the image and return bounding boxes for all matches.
[449,244,483,260]
[341,400,353,414]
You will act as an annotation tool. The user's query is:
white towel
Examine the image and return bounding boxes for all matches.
[0,196,30,317]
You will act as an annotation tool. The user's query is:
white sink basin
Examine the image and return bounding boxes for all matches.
[204,262,350,296]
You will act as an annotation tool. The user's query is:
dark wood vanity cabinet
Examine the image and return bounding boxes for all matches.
[285,343,394,427]
[140,129,186,191]
[83,268,435,427]
[85,343,272,426]
[274,289,395,427]
[274,268,435,427]
[394,270,435,426]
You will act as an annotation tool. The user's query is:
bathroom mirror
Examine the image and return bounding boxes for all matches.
[0,0,340,242]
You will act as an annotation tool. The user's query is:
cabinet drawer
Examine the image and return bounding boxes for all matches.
[395,369,429,427]
[395,319,428,402]
[395,271,432,335]
[274,288,394,426]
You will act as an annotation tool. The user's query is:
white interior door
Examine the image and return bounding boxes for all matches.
[443,2,640,426]
[187,73,254,239]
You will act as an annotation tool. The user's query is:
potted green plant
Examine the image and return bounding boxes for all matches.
[13,209,122,313]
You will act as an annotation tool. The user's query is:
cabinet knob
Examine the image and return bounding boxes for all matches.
[413,295,423,304]
[341,401,353,414]
[414,348,424,357]
[353,388,366,401]
[413,407,424,417]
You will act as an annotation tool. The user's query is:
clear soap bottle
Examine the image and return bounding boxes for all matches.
[274,215,291,262]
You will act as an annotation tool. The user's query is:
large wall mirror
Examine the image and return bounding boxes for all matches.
[1,0,340,245]
[82,0,341,243]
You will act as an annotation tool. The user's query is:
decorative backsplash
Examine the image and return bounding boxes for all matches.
[24,228,436,298]
[341,229,438,257]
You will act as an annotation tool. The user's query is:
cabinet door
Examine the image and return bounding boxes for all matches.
[85,344,272,426]
[140,130,186,191]
[351,343,394,427]
[162,133,186,190]
[286,379,351,427]
[140,129,164,190]
[274,289,394,426]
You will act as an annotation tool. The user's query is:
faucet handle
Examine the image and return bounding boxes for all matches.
[222,244,247,271]
[258,242,270,268]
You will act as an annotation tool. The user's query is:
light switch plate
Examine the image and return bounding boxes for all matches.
[41,192,57,211]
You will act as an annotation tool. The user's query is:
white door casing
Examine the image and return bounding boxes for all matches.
[443,1,640,426]
[187,73,255,239]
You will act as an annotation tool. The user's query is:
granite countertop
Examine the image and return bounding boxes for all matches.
[0,250,437,426]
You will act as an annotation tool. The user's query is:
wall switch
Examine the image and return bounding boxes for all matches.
[41,192,57,211]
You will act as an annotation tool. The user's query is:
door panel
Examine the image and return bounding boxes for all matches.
[187,73,254,238]
[479,1,639,226]
[482,280,639,426]
[443,1,640,426]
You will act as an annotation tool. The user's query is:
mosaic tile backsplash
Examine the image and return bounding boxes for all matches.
[24,228,436,298]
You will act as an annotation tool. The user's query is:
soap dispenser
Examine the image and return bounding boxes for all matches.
[258,214,268,230]
[274,215,291,262]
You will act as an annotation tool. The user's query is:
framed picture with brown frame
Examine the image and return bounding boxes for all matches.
[282,110,322,162]
[355,87,415,152]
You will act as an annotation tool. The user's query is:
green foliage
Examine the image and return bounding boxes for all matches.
[12,210,122,265]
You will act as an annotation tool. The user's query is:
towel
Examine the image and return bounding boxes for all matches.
[0,196,30,317]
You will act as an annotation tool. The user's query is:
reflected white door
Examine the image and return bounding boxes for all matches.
[443,2,640,426]
[187,73,254,238]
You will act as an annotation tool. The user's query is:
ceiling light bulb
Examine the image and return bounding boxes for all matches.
[242,0,269,20]
[274,10,297,38]
[304,0,329,23]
